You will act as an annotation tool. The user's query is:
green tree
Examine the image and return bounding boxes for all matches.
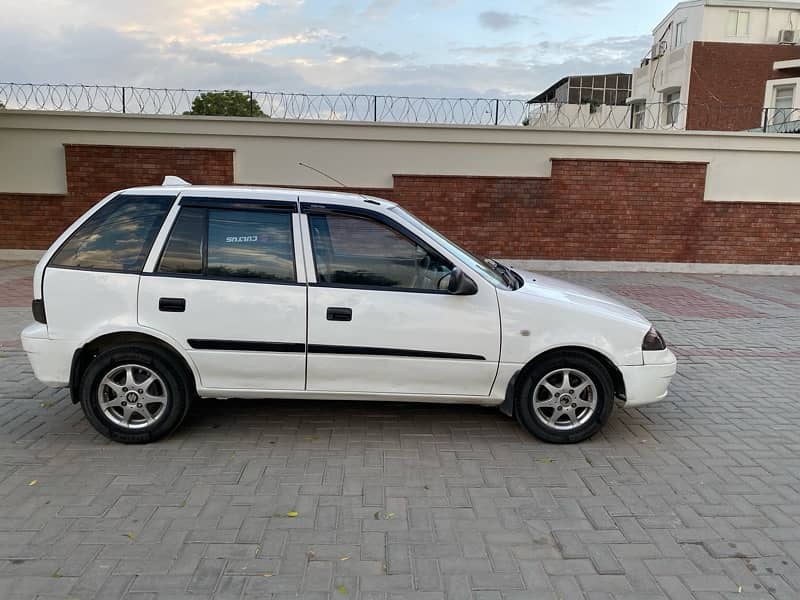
[184,90,266,117]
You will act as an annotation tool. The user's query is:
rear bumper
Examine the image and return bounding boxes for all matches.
[619,349,677,407]
[20,323,71,388]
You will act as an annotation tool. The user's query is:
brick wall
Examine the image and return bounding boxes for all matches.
[385,163,798,264]
[291,163,799,264]
[687,41,800,131]
[0,194,68,250]
[1,144,799,264]
[543,160,798,264]
[0,145,234,249]
[392,175,551,257]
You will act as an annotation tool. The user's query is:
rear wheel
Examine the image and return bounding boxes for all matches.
[515,351,614,443]
[79,344,192,444]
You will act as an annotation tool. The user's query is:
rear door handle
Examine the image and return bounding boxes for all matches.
[159,297,186,312]
[326,307,352,321]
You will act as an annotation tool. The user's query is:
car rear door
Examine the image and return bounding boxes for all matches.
[138,191,307,391]
[300,200,501,396]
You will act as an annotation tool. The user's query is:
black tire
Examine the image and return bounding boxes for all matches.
[79,344,192,444]
[514,351,614,444]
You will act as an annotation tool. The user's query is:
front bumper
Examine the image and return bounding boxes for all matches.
[619,349,677,407]
[20,323,71,388]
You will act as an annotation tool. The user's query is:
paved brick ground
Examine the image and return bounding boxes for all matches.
[1,262,799,599]
[0,263,34,350]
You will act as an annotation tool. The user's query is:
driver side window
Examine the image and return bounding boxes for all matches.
[308,213,452,290]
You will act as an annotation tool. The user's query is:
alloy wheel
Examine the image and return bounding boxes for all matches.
[97,364,169,430]
[531,368,598,431]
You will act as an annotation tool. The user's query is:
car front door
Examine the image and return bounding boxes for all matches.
[138,194,307,391]
[301,203,501,396]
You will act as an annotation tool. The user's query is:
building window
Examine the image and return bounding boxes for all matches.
[664,90,681,126]
[674,21,686,47]
[773,84,796,124]
[726,10,750,37]
[632,102,646,129]
[565,74,632,107]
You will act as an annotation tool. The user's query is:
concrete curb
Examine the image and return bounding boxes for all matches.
[0,250,44,261]
[500,259,800,276]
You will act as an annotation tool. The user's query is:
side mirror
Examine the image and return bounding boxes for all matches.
[447,267,478,295]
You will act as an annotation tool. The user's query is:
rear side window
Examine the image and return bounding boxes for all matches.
[158,207,296,282]
[50,195,174,272]
[208,209,294,281]
[158,207,205,275]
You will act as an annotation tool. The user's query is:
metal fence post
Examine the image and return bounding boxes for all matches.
[373,96,377,122]
[762,108,769,133]
[249,91,254,116]
[122,87,126,114]
[494,99,500,126]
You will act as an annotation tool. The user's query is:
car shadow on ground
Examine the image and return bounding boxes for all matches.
[180,396,520,437]
[174,396,651,448]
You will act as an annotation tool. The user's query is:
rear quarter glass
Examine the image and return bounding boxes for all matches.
[49,195,175,273]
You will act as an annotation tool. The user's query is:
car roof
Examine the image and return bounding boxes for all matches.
[118,181,397,210]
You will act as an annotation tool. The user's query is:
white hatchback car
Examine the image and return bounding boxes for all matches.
[21,178,676,444]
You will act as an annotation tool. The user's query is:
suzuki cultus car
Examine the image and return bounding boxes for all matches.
[22,178,677,444]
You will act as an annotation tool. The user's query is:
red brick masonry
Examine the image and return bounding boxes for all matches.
[387,162,799,264]
[0,145,234,249]
[0,145,798,264]
[687,41,800,131]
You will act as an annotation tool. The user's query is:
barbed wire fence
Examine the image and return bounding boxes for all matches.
[0,83,529,125]
[1,82,798,133]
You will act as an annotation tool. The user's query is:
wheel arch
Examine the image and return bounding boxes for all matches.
[69,331,198,404]
[498,345,626,417]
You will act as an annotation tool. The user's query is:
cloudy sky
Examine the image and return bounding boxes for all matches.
[1,0,677,99]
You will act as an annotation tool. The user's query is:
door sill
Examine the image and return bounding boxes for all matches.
[197,388,500,405]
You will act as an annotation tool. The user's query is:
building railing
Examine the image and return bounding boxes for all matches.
[760,108,800,133]
[526,101,800,133]
[1,82,798,133]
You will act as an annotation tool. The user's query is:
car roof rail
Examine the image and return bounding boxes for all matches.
[162,175,191,186]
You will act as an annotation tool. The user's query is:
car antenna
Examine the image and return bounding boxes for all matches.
[298,162,382,206]
[298,162,347,188]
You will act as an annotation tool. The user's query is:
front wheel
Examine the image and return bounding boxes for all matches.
[515,352,614,443]
[79,344,192,444]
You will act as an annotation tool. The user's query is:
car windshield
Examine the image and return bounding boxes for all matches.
[390,206,511,289]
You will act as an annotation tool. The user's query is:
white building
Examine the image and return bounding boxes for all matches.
[630,0,800,131]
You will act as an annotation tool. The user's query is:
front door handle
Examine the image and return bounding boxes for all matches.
[326,307,352,322]
[159,297,186,312]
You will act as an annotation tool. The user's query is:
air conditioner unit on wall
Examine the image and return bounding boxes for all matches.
[651,40,667,59]
[778,29,799,44]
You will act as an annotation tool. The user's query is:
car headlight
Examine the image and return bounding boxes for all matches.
[642,327,666,351]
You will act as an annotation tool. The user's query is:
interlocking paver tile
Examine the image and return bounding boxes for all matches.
[0,278,32,308]
[1,263,800,598]
[611,285,760,318]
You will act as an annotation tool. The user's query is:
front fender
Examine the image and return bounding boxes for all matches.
[497,288,649,367]
[491,285,649,416]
